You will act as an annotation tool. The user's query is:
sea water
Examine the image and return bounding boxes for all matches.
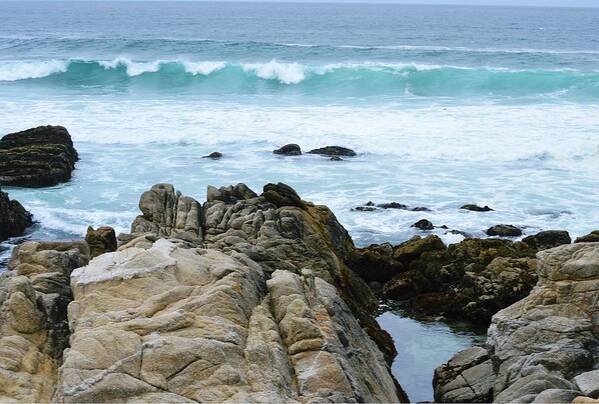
[1,2,598,401]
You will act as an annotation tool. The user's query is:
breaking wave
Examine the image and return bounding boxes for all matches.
[1,58,599,100]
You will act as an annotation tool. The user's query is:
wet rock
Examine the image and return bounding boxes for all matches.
[486,224,522,237]
[273,143,301,156]
[202,151,223,159]
[0,125,78,187]
[0,241,89,402]
[0,187,33,241]
[85,226,117,258]
[307,146,356,157]
[379,202,407,210]
[412,219,434,230]
[330,156,343,161]
[411,206,432,212]
[460,204,494,212]
[522,230,571,250]
[576,230,599,243]
[434,243,599,402]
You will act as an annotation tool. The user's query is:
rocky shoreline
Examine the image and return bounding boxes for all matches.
[0,126,598,403]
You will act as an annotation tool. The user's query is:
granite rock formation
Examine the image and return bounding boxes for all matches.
[0,182,406,402]
[0,126,78,188]
[433,242,599,403]
[0,241,89,402]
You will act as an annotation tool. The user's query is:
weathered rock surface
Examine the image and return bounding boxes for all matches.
[0,241,89,402]
[0,126,78,188]
[307,146,356,157]
[0,182,406,402]
[576,230,599,243]
[273,144,302,156]
[434,243,599,403]
[56,239,400,403]
[129,184,203,246]
[85,226,117,258]
[350,236,538,325]
[0,187,33,241]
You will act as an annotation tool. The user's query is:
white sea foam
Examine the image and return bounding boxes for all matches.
[242,60,305,84]
[181,60,226,75]
[0,60,68,81]
[99,57,163,77]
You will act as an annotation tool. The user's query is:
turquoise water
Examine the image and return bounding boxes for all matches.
[1,2,599,400]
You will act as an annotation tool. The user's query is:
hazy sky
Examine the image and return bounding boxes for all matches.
[17,0,599,6]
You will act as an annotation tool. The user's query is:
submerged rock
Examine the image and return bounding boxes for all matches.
[0,125,78,187]
[434,242,599,403]
[460,204,494,212]
[486,224,522,237]
[576,230,599,243]
[273,143,301,156]
[202,151,223,159]
[0,187,33,241]
[307,146,356,157]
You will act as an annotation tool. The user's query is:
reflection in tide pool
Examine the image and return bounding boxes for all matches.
[377,305,486,403]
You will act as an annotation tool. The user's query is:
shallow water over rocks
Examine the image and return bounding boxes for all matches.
[377,302,486,403]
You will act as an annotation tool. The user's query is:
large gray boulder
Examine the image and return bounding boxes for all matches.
[433,242,599,403]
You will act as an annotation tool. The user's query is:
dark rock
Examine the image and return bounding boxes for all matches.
[307,146,356,157]
[393,235,447,263]
[575,230,599,243]
[0,125,78,187]
[348,243,404,282]
[273,144,302,156]
[461,204,494,212]
[486,224,522,237]
[446,229,472,238]
[262,182,304,209]
[378,202,407,210]
[522,230,571,251]
[0,187,33,241]
[85,226,117,258]
[411,206,432,212]
[353,206,377,212]
[207,183,258,203]
[202,151,223,159]
[330,156,343,161]
[412,219,434,231]
[349,236,539,326]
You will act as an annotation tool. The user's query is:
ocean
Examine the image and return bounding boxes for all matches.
[1,2,598,400]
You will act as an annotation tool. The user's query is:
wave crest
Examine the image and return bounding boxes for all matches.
[1,58,598,100]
